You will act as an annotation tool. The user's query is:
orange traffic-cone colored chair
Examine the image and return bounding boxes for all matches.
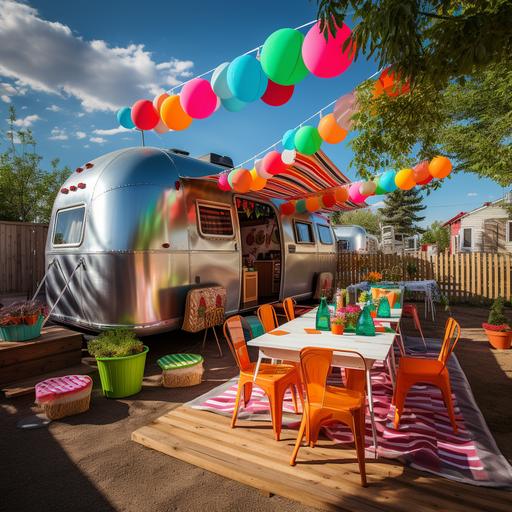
[257,304,279,332]
[223,316,303,441]
[393,317,461,433]
[402,303,427,350]
[282,297,313,322]
[290,347,368,487]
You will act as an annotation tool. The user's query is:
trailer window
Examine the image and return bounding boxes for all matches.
[294,221,315,244]
[197,203,234,238]
[317,224,333,245]
[53,206,85,246]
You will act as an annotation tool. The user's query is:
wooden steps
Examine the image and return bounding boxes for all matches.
[132,406,511,512]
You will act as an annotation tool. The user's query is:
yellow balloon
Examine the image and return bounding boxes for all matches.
[249,168,267,191]
[395,168,416,190]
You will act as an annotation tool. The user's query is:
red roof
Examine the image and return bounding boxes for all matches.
[442,211,466,227]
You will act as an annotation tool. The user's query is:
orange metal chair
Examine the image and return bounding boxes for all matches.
[282,297,313,322]
[402,303,427,350]
[393,318,461,433]
[257,304,279,333]
[290,347,368,487]
[223,316,303,441]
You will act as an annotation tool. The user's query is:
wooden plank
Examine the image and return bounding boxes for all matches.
[499,254,505,298]
[506,254,511,302]
[476,253,481,299]
[493,253,499,299]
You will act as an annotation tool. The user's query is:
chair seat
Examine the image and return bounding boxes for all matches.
[399,356,445,377]
[310,385,365,412]
[241,362,297,382]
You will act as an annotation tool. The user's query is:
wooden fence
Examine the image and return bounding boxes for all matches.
[0,221,48,296]
[337,249,512,303]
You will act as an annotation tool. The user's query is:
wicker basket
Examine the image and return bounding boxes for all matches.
[162,365,204,388]
[41,393,91,420]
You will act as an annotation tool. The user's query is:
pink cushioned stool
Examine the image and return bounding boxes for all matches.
[35,375,92,420]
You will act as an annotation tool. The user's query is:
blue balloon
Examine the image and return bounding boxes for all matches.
[221,96,247,112]
[282,128,297,150]
[117,107,135,129]
[379,170,398,192]
[227,55,268,103]
[211,62,232,99]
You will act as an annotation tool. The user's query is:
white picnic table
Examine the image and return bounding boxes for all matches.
[248,307,403,452]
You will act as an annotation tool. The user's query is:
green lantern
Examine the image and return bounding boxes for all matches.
[377,296,391,318]
[294,125,322,155]
[356,305,376,336]
[315,297,331,331]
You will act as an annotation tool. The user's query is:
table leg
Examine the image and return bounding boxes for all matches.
[253,351,263,383]
[366,368,379,458]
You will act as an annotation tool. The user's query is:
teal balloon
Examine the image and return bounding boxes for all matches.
[117,107,135,129]
[282,128,297,150]
[295,199,307,213]
[211,62,232,99]
[380,171,398,192]
[374,176,387,195]
[221,96,247,112]
[227,55,268,102]
[294,125,322,155]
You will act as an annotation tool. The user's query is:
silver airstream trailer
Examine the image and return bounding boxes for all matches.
[333,225,380,253]
[45,147,336,334]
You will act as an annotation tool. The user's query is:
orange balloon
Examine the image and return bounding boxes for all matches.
[231,168,252,193]
[317,113,348,144]
[412,160,430,182]
[335,186,349,203]
[395,168,416,190]
[305,196,320,212]
[429,156,452,179]
[160,95,192,131]
[249,168,267,191]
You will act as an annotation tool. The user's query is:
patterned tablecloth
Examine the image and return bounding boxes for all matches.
[347,280,441,302]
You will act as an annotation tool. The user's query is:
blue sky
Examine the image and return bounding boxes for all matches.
[0,0,507,227]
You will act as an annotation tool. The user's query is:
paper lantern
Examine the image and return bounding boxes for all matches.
[254,158,272,179]
[154,118,169,134]
[317,113,348,144]
[221,95,247,112]
[359,180,377,196]
[395,168,416,190]
[294,125,322,155]
[229,168,252,193]
[160,95,193,131]
[227,55,268,103]
[249,168,267,191]
[282,128,297,150]
[280,202,295,215]
[413,160,430,183]
[417,175,434,186]
[333,91,358,131]
[322,193,336,208]
[180,78,217,119]
[131,100,159,130]
[117,107,135,129]
[295,199,307,213]
[260,28,309,86]
[262,150,288,175]
[429,156,452,179]
[379,170,397,192]
[281,149,296,165]
[261,80,294,106]
[211,62,232,99]
[305,196,320,212]
[153,93,169,112]
[217,173,231,191]
[335,186,349,203]
[348,182,367,203]
[302,21,354,78]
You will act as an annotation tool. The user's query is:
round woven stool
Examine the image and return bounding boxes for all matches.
[158,354,204,388]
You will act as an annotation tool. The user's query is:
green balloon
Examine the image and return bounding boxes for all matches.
[374,175,387,195]
[260,28,309,86]
[295,199,307,213]
[294,125,322,155]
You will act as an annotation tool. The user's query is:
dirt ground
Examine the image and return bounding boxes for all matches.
[1,303,511,512]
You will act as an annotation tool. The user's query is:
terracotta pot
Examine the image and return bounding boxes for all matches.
[331,324,344,335]
[24,313,39,325]
[484,329,512,350]
[370,311,377,318]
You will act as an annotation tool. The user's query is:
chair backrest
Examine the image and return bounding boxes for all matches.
[257,304,278,332]
[438,317,461,365]
[223,316,251,371]
[299,347,367,406]
[282,297,296,322]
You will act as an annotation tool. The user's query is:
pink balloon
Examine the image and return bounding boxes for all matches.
[349,182,367,203]
[333,91,358,131]
[180,78,218,119]
[218,173,231,191]
[302,21,354,78]
[262,150,288,176]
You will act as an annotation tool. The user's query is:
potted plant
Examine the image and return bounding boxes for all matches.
[87,329,148,398]
[0,300,46,341]
[331,316,345,335]
[337,305,361,333]
[482,297,511,350]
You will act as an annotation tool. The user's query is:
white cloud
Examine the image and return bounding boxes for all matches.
[467,192,478,197]
[1,94,10,103]
[369,201,385,209]
[0,81,26,102]
[92,126,128,136]
[0,1,194,111]
[90,136,106,144]
[77,112,85,117]
[13,114,41,127]
[46,104,61,112]
[49,127,68,140]
[75,131,86,139]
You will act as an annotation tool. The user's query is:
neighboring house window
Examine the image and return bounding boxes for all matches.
[461,228,472,249]
[507,221,512,243]
[197,202,234,238]
[53,205,85,246]
[317,224,333,245]
[294,221,315,244]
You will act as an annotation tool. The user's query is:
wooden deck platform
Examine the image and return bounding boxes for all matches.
[132,405,511,512]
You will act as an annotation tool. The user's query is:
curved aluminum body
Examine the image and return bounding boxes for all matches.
[45,147,336,334]
[333,224,380,253]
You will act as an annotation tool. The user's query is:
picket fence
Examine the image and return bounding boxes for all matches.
[337,249,512,302]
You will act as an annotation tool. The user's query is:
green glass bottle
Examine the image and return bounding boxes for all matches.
[316,297,331,331]
[356,305,376,336]
[377,296,391,318]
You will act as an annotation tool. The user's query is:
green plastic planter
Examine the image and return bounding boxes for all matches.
[0,315,44,342]
[96,346,148,398]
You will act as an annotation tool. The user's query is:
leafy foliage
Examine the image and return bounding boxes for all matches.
[87,329,144,358]
[487,297,508,326]
[379,188,426,235]
[0,106,70,223]
[331,208,381,235]
[421,221,450,251]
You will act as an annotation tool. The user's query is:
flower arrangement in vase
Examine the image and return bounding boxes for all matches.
[337,304,361,333]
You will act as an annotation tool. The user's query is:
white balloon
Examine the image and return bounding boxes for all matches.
[281,149,296,165]
[214,96,222,112]
[255,158,272,179]
[153,92,169,112]
[359,180,377,196]
[153,118,169,134]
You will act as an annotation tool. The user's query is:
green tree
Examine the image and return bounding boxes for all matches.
[331,208,381,235]
[379,188,426,235]
[0,106,70,223]
[421,221,450,251]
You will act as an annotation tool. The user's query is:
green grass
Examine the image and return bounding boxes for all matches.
[87,329,144,358]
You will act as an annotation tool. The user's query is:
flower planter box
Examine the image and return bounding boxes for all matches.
[484,329,512,350]
[0,315,44,342]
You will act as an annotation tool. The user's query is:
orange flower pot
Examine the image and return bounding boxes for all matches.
[484,329,512,350]
[370,311,377,318]
[331,324,344,335]
[24,313,40,325]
